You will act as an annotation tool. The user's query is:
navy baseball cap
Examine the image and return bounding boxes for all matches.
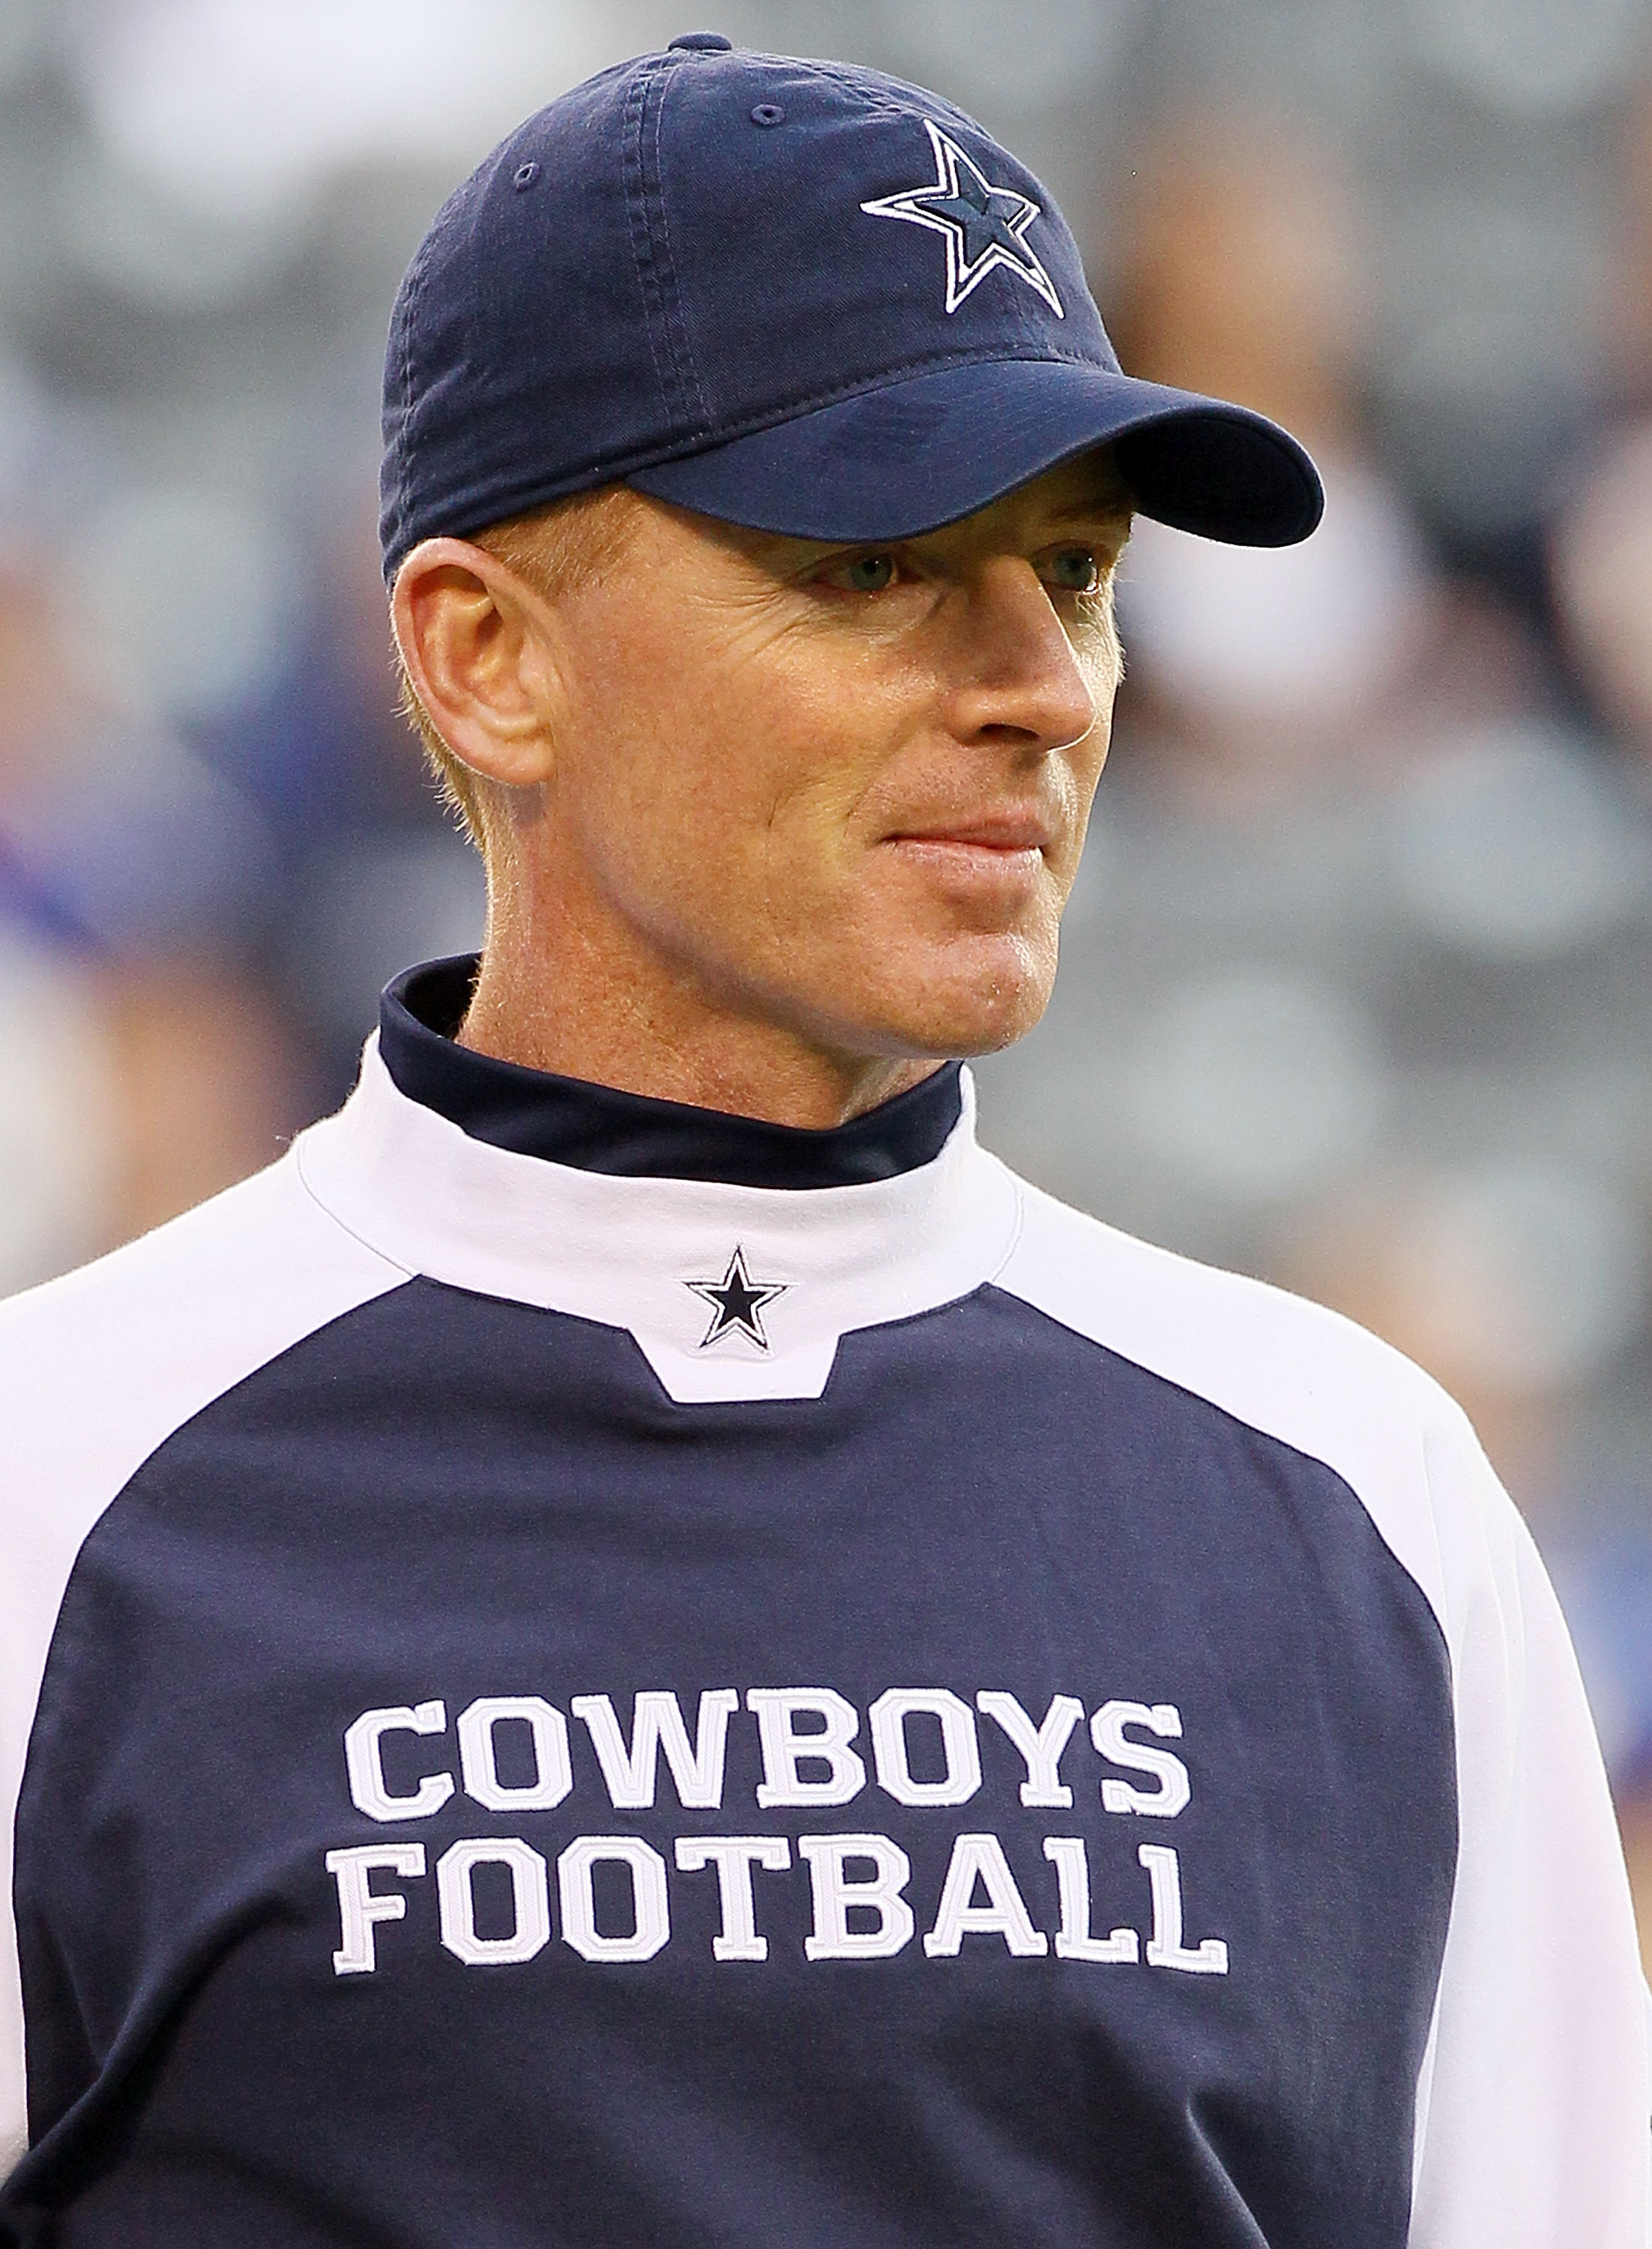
[379,34,1323,584]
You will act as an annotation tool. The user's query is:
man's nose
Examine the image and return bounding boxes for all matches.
[942,556,1099,756]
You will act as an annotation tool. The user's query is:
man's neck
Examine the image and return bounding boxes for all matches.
[457,936,942,1130]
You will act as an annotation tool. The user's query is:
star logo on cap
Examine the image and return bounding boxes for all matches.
[860,118,1064,319]
[686,1247,788,1351]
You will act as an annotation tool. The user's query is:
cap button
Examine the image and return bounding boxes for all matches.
[668,31,733,50]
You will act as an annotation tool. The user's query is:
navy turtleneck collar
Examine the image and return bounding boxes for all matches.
[377,957,965,1190]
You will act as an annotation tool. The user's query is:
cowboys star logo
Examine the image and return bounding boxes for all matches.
[860,118,1064,319]
[686,1247,788,1352]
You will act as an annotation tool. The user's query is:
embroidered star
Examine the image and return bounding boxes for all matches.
[686,1247,789,1352]
[860,118,1064,319]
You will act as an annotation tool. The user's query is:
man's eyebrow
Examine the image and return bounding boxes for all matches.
[1044,498,1135,529]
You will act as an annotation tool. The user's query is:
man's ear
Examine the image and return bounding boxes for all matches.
[391,537,562,789]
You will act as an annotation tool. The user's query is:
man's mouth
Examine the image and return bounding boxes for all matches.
[885,810,1054,855]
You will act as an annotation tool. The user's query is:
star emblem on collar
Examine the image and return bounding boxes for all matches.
[860,118,1064,319]
[686,1246,789,1352]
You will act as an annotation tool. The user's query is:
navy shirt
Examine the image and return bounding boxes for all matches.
[0,961,1643,2246]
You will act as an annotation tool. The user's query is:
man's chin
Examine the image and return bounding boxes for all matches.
[837,948,1059,1063]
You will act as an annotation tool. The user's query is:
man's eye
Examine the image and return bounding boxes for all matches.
[845,553,896,591]
[1047,547,1100,594]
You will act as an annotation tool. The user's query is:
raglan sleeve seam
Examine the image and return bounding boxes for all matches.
[292,1133,417,1282]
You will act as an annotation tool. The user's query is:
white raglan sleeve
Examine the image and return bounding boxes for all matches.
[0,1142,408,2188]
[1408,1400,1651,2249]
[992,1178,1650,2240]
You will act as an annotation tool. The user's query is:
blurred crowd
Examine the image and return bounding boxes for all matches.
[5,0,1652,1957]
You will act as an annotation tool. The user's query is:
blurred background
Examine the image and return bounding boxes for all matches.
[4,0,1652,1959]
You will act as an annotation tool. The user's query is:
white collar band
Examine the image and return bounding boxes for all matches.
[295,1041,1022,1404]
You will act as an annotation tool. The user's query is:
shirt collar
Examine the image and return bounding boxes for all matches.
[379,957,965,1190]
[295,981,1020,1406]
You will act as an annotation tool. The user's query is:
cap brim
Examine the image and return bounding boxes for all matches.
[626,357,1323,548]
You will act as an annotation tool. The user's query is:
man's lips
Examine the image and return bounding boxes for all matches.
[884,812,1054,854]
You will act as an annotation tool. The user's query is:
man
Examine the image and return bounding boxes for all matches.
[0,34,1645,2249]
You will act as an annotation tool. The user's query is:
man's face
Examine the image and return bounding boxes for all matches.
[520,454,1130,1067]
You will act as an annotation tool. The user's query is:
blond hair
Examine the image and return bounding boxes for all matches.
[392,484,639,845]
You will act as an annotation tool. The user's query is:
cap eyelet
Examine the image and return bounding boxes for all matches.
[512,161,540,192]
[750,103,786,127]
